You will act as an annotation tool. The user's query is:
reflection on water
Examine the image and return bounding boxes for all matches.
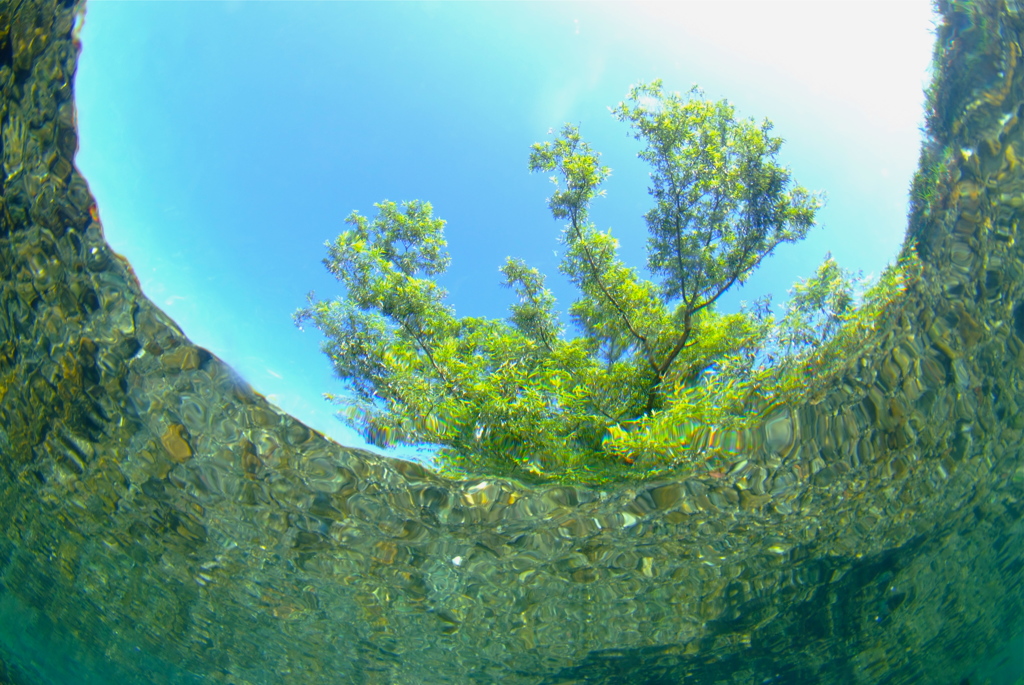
[0,0,1022,683]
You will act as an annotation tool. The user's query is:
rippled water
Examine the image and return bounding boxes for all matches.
[0,0,1023,683]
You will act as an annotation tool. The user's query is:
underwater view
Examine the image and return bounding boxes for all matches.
[1,0,1023,683]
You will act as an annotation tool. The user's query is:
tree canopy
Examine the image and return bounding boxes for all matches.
[295,80,909,483]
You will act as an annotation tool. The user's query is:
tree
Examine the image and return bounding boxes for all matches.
[610,81,821,408]
[295,200,607,475]
[602,250,921,471]
[772,253,861,363]
[296,81,823,481]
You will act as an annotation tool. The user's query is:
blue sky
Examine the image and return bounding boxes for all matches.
[74,1,936,461]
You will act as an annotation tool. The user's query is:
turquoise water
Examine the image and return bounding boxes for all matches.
[1,0,1023,683]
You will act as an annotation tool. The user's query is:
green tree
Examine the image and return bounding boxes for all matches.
[612,81,820,405]
[772,253,860,362]
[297,81,824,481]
[601,251,920,471]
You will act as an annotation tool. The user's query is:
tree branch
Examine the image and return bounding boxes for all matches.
[569,215,659,373]
[397,315,458,395]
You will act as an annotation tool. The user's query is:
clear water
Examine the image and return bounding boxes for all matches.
[0,0,1022,683]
